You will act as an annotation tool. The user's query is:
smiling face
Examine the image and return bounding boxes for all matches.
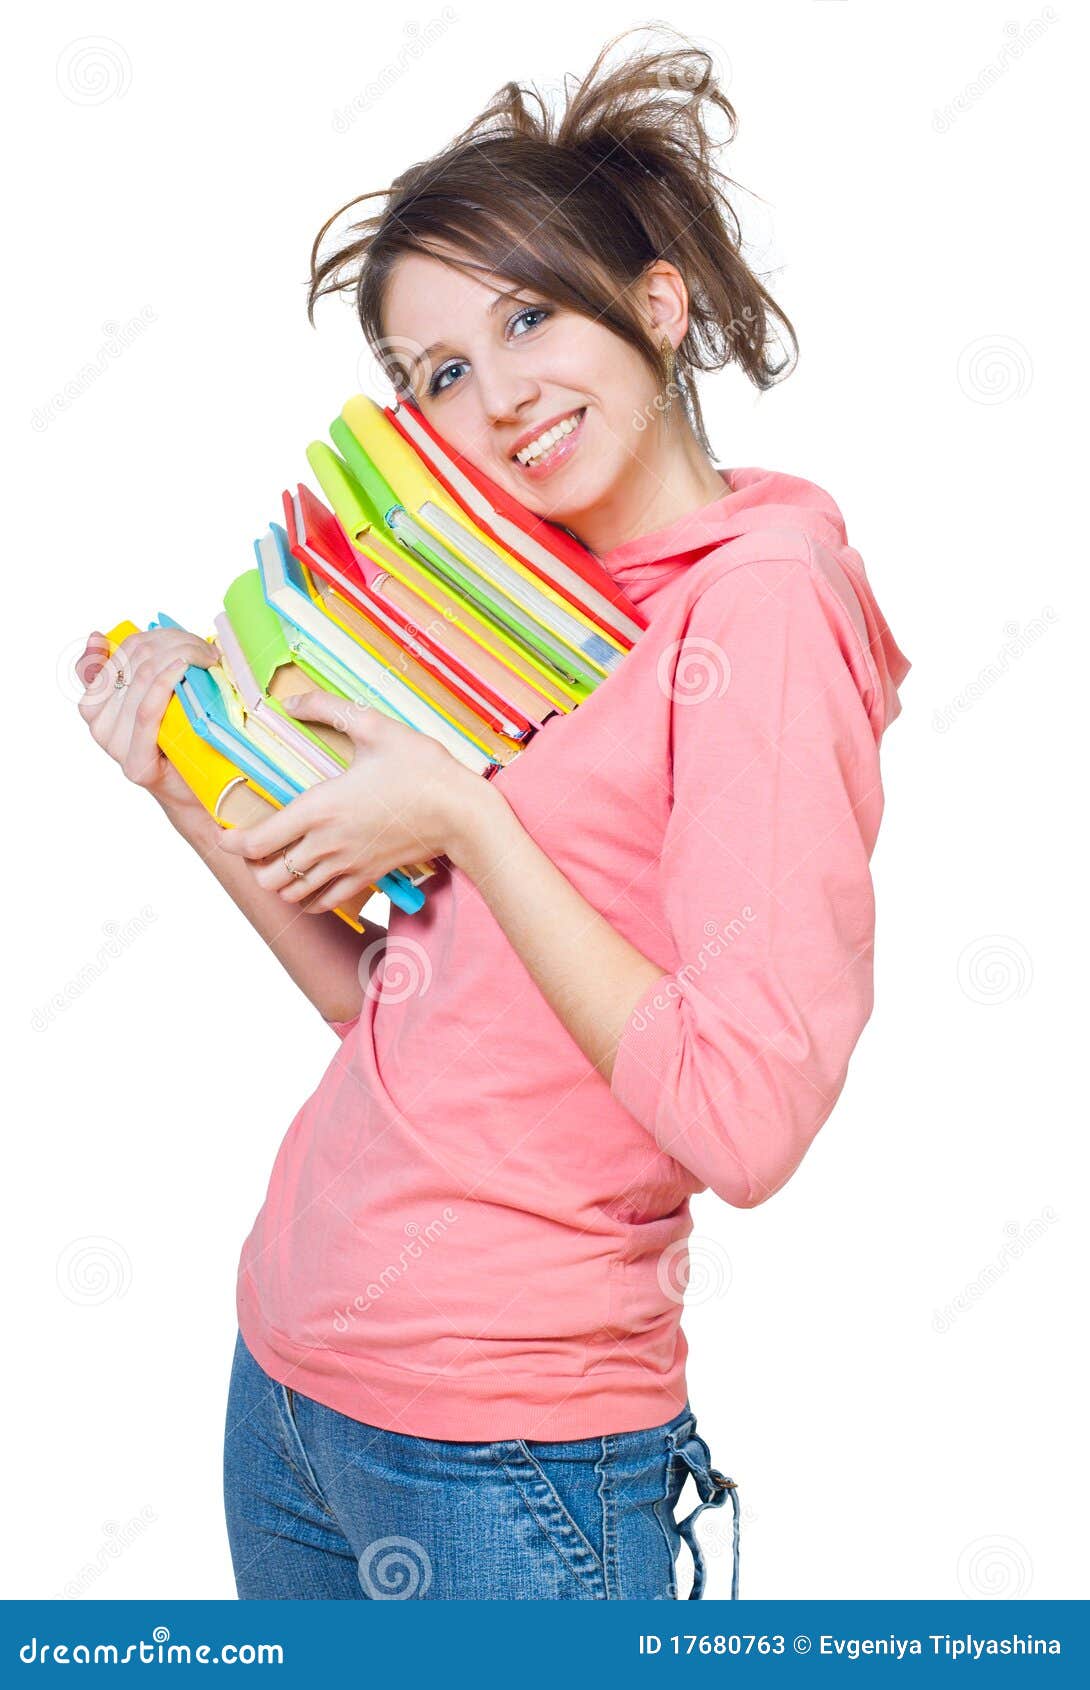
[379,247,718,554]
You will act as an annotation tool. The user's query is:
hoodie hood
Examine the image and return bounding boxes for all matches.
[597,465,912,733]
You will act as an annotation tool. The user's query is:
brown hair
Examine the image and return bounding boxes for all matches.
[307,21,797,457]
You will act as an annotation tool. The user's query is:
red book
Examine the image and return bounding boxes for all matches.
[284,485,540,740]
[385,401,649,641]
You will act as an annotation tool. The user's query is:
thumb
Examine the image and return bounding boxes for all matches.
[281,688,368,737]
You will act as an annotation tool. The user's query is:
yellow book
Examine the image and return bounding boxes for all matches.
[306,440,584,709]
[339,395,628,675]
[100,622,370,932]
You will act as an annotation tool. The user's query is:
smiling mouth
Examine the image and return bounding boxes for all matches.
[511,407,587,470]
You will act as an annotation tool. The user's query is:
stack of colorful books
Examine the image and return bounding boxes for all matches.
[103,394,647,930]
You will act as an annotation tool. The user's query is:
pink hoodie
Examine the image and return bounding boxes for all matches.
[236,467,911,1440]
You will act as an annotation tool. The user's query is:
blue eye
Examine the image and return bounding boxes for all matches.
[428,359,468,397]
[426,305,551,397]
[510,305,550,336]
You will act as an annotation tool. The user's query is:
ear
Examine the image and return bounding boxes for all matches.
[641,258,690,350]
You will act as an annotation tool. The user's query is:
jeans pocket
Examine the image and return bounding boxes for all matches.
[275,1381,336,1518]
[496,1440,607,1599]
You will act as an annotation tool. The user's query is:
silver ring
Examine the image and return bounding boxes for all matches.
[283,853,308,881]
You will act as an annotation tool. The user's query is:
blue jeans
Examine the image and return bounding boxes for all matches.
[224,1329,740,1600]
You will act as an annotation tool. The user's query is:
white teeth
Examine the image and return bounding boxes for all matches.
[514,409,583,465]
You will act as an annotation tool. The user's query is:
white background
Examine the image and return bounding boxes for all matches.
[7,0,1085,1601]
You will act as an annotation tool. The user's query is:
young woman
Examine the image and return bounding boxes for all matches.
[76,27,910,1601]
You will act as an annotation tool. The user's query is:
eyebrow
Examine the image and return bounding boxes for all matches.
[406,286,532,385]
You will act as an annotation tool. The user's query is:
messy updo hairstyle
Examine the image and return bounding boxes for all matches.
[307,21,797,458]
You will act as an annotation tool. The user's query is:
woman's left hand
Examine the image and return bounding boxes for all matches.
[217,690,481,914]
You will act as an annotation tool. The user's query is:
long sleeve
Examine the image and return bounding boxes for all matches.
[609,552,888,1208]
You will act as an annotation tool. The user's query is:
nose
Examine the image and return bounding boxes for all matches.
[473,356,540,439]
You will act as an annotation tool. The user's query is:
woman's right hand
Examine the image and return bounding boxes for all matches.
[76,626,221,816]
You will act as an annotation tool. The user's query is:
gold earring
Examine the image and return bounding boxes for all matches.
[660,335,677,403]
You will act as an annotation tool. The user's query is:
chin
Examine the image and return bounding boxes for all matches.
[549,474,618,528]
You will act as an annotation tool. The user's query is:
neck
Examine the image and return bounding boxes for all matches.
[568,423,731,555]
